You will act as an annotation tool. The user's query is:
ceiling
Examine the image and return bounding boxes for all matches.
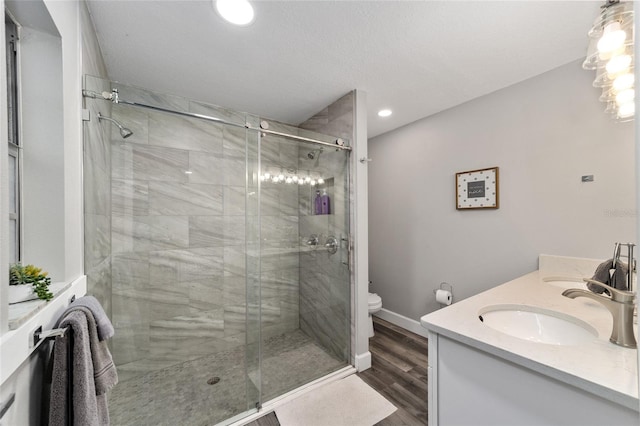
[86,1,602,138]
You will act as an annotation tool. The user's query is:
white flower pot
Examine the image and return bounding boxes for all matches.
[8,285,38,304]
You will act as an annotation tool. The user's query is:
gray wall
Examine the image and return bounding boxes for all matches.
[368,60,635,321]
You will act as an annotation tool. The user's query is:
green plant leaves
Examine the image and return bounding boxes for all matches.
[9,263,53,301]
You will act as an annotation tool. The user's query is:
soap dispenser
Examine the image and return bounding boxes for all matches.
[320,189,330,215]
[314,190,322,215]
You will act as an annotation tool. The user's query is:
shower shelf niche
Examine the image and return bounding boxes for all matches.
[309,177,334,216]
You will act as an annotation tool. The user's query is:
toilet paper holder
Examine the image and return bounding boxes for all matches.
[433,282,453,294]
[434,282,453,306]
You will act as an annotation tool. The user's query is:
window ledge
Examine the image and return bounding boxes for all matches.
[0,276,86,386]
[8,282,71,330]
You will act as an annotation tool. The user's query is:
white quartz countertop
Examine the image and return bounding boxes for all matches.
[421,255,639,411]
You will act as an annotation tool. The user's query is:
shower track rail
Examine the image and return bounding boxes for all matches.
[83,89,352,152]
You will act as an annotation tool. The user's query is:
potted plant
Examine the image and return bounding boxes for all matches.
[9,263,53,304]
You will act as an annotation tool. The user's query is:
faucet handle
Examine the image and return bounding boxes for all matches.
[583,279,635,303]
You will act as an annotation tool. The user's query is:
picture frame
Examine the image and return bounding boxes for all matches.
[456,167,499,210]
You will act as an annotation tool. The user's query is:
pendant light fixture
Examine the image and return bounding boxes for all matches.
[583,0,635,121]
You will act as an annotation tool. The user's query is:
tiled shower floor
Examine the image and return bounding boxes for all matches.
[108,329,345,426]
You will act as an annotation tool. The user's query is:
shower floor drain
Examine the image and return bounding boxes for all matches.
[207,377,221,385]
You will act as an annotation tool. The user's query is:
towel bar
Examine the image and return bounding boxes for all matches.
[614,242,636,292]
[32,326,69,347]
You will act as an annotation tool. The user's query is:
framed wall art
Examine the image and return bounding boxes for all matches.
[456,167,499,210]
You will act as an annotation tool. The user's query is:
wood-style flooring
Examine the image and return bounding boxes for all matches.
[361,316,428,425]
[246,316,429,426]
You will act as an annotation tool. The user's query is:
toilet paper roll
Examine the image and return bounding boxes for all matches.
[436,289,452,305]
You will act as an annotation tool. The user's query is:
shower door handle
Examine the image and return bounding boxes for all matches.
[341,235,351,270]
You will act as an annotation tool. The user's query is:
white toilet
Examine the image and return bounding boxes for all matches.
[368,292,383,337]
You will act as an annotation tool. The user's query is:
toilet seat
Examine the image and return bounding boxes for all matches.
[368,293,382,338]
[368,293,382,311]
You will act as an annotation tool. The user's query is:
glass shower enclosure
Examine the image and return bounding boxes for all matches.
[82,75,351,424]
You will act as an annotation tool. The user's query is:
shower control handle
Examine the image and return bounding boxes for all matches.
[306,235,319,247]
[325,236,338,255]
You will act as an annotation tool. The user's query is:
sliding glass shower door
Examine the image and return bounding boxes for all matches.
[254,129,351,403]
[82,75,351,425]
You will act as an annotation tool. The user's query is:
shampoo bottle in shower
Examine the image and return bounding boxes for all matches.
[314,190,322,215]
[320,189,330,215]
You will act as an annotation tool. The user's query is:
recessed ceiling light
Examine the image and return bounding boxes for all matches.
[378,109,392,117]
[215,0,255,26]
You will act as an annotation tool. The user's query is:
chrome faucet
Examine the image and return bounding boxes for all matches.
[562,279,636,349]
[306,235,319,247]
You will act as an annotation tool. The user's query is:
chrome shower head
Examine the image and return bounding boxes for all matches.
[120,127,133,139]
[97,112,133,139]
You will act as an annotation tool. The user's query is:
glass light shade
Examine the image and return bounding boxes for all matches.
[613,73,635,92]
[317,178,324,184]
[606,54,632,78]
[604,101,618,114]
[264,172,271,179]
[584,2,633,69]
[285,177,293,184]
[583,37,601,70]
[597,21,626,56]
[593,66,614,88]
[598,45,626,61]
[617,101,635,118]
[615,88,634,105]
[599,87,616,103]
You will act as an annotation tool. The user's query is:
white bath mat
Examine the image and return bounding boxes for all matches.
[275,374,396,426]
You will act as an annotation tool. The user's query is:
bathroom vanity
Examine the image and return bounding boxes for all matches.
[421,255,639,426]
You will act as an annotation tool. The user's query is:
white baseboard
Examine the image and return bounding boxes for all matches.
[374,308,429,338]
[354,351,371,371]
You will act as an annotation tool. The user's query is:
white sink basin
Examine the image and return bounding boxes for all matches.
[478,304,598,345]
[542,276,588,290]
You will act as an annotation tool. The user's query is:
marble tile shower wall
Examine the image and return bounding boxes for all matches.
[110,101,299,380]
[298,92,354,361]
[83,75,112,319]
